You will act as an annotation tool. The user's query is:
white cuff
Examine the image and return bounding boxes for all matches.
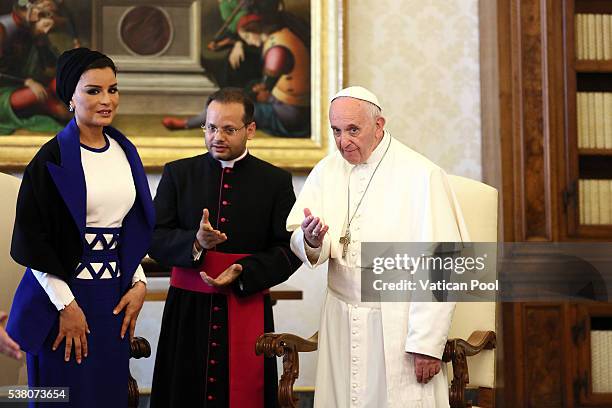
[31,269,75,311]
[304,239,323,265]
[290,228,330,267]
[404,302,455,359]
[193,241,204,261]
[131,264,147,286]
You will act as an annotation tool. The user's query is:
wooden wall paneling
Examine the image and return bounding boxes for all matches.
[497,0,523,243]
[508,0,525,243]
[478,3,509,405]
[501,303,522,408]
[575,304,590,405]
[523,304,569,407]
[545,0,566,243]
[498,0,559,242]
[517,0,554,241]
[563,0,581,239]
[480,0,504,243]
[503,302,576,408]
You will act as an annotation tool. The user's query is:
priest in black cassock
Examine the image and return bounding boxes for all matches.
[149,87,302,408]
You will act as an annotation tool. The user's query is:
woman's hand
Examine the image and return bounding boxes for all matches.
[113,281,146,340]
[52,300,90,364]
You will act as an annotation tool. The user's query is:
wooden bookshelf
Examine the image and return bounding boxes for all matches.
[575,304,612,406]
[567,0,612,238]
[575,60,612,73]
[579,148,612,156]
[564,2,612,404]
[482,0,612,406]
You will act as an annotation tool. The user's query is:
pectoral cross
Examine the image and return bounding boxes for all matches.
[339,229,351,258]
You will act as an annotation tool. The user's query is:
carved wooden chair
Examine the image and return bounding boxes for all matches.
[257,175,498,408]
[128,337,151,407]
[0,172,151,406]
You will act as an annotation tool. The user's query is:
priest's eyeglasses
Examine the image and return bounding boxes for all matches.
[201,123,248,137]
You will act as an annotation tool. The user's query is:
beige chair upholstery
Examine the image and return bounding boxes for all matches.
[447,175,498,392]
[0,173,27,386]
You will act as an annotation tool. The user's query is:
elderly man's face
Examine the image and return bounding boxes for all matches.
[330,97,385,165]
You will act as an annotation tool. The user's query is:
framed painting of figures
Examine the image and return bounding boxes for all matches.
[0,0,344,171]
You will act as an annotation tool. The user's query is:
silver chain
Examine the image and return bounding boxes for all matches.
[345,136,392,231]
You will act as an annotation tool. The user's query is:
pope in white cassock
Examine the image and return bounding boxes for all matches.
[286,86,470,408]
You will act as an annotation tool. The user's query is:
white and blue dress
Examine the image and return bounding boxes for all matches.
[7,119,154,407]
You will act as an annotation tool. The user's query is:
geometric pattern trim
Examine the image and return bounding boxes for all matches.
[85,231,119,251]
[75,261,119,280]
[76,227,122,280]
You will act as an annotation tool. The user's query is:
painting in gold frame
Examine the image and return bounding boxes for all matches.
[0,0,344,172]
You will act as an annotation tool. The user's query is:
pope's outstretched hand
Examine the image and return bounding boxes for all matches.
[301,208,329,248]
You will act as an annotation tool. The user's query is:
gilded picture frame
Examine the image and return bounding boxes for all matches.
[0,0,344,172]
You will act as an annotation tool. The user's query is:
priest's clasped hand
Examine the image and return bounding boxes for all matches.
[301,208,329,248]
[196,208,228,250]
[412,352,441,384]
[200,264,243,287]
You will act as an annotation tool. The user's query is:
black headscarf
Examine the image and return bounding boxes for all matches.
[56,48,110,106]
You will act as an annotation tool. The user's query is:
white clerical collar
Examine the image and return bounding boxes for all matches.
[219,149,248,168]
[363,130,391,166]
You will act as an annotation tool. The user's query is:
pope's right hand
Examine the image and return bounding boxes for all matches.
[53,300,89,364]
[301,208,329,248]
[195,208,228,250]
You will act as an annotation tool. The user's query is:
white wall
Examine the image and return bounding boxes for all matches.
[345,0,482,179]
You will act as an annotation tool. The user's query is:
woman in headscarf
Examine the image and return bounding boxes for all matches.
[7,47,154,407]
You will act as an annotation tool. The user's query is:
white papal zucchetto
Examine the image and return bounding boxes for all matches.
[331,86,382,111]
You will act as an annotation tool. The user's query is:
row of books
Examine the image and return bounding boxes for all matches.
[579,179,612,225]
[591,331,612,393]
[575,14,612,60]
[576,92,612,149]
